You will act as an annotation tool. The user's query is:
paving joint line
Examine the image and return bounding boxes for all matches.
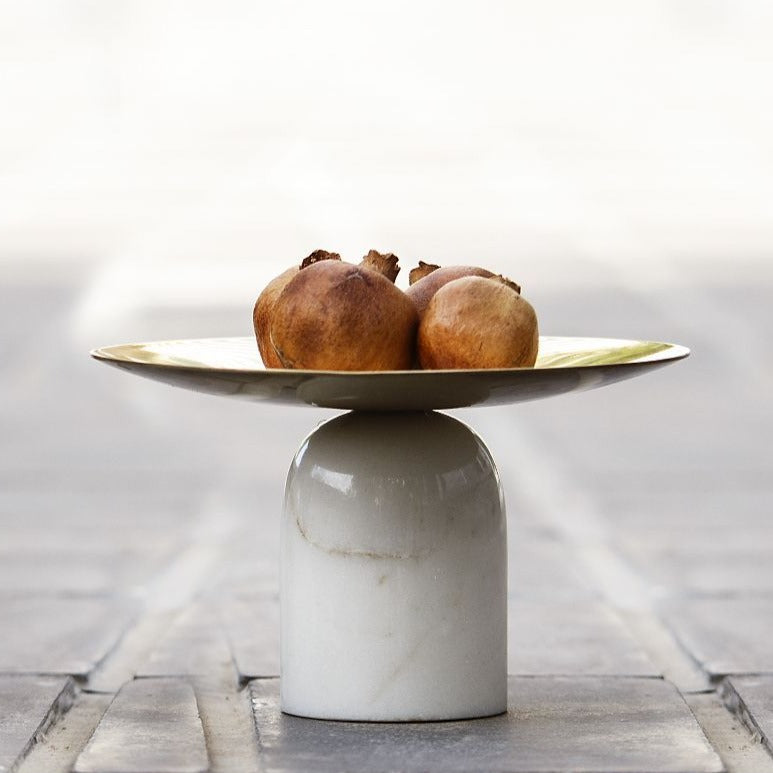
[9,677,78,773]
[718,678,771,752]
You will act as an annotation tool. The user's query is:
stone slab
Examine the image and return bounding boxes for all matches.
[209,557,279,597]
[0,549,174,595]
[138,602,235,677]
[722,676,773,756]
[0,675,75,773]
[508,600,657,676]
[250,677,723,772]
[221,596,280,680]
[620,544,773,595]
[595,488,773,533]
[520,398,765,480]
[0,597,135,676]
[74,678,208,773]
[0,491,191,557]
[661,599,773,677]
[508,534,597,600]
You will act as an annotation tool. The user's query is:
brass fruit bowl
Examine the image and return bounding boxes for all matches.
[91,336,689,411]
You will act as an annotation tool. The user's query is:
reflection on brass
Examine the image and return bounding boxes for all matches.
[91,336,689,411]
[536,339,672,367]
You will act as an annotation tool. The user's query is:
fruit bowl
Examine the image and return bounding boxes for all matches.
[91,335,689,411]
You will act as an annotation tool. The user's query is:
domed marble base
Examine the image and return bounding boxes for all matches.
[280,411,507,721]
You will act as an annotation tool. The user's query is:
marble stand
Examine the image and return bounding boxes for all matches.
[280,411,507,721]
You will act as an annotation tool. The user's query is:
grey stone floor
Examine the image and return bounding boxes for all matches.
[2,260,773,773]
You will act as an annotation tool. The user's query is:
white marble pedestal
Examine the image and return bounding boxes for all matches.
[280,411,507,721]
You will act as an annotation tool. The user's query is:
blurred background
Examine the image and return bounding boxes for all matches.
[1,0,773,727]
[4,0,772,298]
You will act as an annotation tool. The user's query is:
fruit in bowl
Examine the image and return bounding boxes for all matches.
[253,251,537,371]
[254,250,417,371]
[417,275,538,369]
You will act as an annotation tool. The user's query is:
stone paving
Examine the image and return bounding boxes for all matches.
[1,261,772,773]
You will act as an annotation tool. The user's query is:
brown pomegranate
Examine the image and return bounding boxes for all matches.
[270,260,418,370]
[406,264,521,319]
[253,249,404,368]
[417,275,538,369]
[252,250,341,367]
[253,266,299,368]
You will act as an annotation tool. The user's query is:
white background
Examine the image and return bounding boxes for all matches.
[1,1,771,339]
